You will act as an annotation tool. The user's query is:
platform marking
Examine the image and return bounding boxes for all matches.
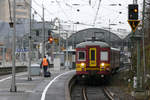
[0,72,26,82]
[41,70,75,100]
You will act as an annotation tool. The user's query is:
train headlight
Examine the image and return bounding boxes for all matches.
[101,63,105,67]
[80,63,85,67]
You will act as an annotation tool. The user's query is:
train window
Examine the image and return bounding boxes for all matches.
[91,50,95,60]
[78,51,85,61]
[101,51,108,61]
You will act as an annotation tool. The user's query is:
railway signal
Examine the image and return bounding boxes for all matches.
[128,4,138,20]
[48,37,53,44]
[128,20,140,32]
[48,29,52,36]
[54,38,59,44]
[128,4,140,32]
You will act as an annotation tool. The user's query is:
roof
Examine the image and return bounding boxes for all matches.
[111,47,120,51]
[76,41,109,48]
[68,28,122,45]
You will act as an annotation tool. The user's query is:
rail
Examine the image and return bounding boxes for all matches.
[103,87,119,100]
[82,88,88,100]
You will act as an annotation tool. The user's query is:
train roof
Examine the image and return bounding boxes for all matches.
[76,41,109,48]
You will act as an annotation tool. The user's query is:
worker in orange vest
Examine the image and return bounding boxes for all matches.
[40,56,50,76]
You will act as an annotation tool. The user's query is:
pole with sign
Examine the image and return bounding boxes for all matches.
[128,4,143,91]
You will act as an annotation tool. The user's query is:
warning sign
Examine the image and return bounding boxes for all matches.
[128,20,140,32]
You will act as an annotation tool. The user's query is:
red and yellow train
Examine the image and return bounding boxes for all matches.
[76,40,120,79]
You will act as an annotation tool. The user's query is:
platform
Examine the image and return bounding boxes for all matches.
[0,68,75,100]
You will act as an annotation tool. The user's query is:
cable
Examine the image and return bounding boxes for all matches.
[33,0,54,19]
[24,0,42,19]
[93,0,101,25]
[55,0,70,20]
[33,0,42,8]
[92,0,98,8]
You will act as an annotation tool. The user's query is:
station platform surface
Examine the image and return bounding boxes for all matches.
[0,68,75,100]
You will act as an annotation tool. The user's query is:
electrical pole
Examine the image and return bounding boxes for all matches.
[65,33,69,69]
[10,0,17,92]
[28,0,32,81]
[133,0,143,91]
[109,19,111,46]
[142,0,146,86]
[59,21,61,52]
[133,0,137,4]
[42,4,45,58]
[73,23,75,49]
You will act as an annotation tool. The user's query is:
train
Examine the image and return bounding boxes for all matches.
[75,37,120,79]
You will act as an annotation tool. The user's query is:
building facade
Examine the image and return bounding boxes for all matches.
[0,0,30,22]
[0,0,9,22]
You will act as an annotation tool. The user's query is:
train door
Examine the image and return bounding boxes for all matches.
[89,48,97,67]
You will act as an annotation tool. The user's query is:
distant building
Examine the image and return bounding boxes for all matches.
[0,0,9,22]
[0,0,30,22]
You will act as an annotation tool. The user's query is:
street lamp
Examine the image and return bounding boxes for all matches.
[10,0,17,92]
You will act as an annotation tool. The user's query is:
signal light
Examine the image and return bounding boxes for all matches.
[48,37,53,44]
[128,4,138,20]
[54,38,59,44]
[48,30,52,36]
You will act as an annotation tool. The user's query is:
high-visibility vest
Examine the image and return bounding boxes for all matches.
[42,58,48,66]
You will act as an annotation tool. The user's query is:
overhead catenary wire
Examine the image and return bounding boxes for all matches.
[24,0,42,19]
[33,0,54,15]
[55,0,70,20]
[93,0,101,26]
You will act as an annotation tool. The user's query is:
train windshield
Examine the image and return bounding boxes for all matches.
[101,51,108,61]
[78,51,85,61]
[91,50,95,60]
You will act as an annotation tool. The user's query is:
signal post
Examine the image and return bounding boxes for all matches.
[128,4,143,91]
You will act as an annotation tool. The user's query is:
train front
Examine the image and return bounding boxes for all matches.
[76,41,111,79]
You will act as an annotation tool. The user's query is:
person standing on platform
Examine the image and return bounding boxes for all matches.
[40,56,50,76]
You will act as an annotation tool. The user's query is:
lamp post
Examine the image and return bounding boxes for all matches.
[42,4,45,58]
[28,0,32,81]
[142,0,146,86]
[10,0,17,92]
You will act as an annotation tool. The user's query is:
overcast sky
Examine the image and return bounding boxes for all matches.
[32,0,143,38]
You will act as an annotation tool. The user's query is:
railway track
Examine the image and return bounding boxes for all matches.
[0,66,27,75]
[71,84,119,100]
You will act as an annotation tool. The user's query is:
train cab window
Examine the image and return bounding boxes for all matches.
[91,50,95,60]
[101,51,108,61]
[78,51,85,61]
